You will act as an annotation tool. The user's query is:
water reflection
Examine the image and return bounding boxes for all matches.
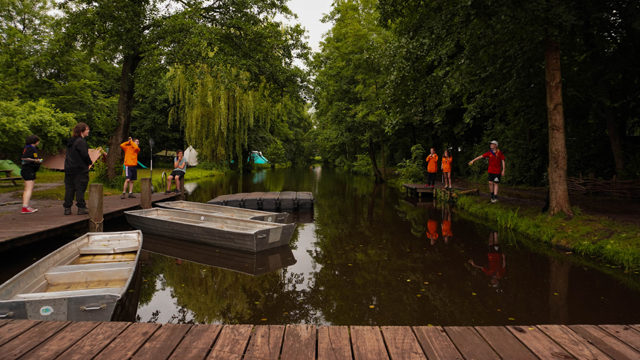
[130,167,640,326]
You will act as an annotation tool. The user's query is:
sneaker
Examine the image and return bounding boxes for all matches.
[175,190,181,194]
[128,193,136,198]
[164,191,171,195]
[64,207,71,215]
[121,193,126,199]
[77,207,89,215]
[21,206,38,214]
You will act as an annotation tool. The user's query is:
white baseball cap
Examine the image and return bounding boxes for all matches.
[490,140,498,146]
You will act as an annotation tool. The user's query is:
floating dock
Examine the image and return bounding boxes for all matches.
[1,320,639,359]
[402,184,435,198]
[208,191,314,211]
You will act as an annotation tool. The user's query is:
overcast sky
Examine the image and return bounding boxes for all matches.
[285,0,334,54]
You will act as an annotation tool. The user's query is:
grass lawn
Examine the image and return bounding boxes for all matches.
[3,167,226,201]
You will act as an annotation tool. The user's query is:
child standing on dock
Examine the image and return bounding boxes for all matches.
[121,137,140,199]
[166,149,187,194]
[441,150,453,189]
[468,140,505,203]
[425,148,438,188]
[20,135,43,214]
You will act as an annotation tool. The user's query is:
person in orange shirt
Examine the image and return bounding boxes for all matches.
[441,149,453,189]
[442,207,453,244]
[425,148,438,188]
[426,219,439,245]
[120,137,140,199]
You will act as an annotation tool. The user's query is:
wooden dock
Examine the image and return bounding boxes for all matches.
[1,320,640,360]
[403,184,435,198]
[0,192,178,251]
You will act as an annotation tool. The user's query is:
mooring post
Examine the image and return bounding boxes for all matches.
[141,178,152,209]
[88,183,103,232]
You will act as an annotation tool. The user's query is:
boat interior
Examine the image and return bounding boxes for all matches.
[162,201,281,219]
[146,209,286,233]
[4,232,141,300]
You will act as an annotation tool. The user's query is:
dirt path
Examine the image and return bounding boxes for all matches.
[454,179,640,227]
[0,183,62,204]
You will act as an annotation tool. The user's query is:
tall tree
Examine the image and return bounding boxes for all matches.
[61,0,307,178]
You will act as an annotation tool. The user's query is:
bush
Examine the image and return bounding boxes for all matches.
[352,154,373,176]
[395,144,426,183]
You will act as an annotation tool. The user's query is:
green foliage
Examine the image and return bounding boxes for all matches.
[264,141,287,166]
[395,144,425,184]
[352,155,373,176]
[0,99,75,158]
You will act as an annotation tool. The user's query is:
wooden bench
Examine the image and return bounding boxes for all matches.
[0,169,21,186]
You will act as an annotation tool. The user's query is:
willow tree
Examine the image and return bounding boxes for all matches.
[168,65,292,166]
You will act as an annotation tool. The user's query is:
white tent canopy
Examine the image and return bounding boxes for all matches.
[184,146,199,166]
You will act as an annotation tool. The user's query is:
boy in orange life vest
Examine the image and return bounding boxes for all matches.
[426,219,439,245]
[468,140,505,203]
[441,149,453,189]
[120,137,140,199]
[425,148,438,187]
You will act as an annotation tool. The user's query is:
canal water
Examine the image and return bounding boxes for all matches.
[3,167,640,326]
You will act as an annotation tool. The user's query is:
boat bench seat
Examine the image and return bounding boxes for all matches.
[79,240,140,254]
[77,252,137,264]
[44,262,134,286]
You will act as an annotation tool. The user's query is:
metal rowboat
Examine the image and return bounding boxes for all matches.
[125,208,296,252]
[0,231,143,321]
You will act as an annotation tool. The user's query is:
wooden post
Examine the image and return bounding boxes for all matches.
[141,178,152,209]
[89,183,103,232]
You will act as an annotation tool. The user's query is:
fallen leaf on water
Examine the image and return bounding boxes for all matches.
[348,264,352,266]
[508,318,515,321]
[424,282,429,284]
[554,293,559,295]
[472,293,477,296]
[261,318,267,321]
[497,309,501,311]
[255,302,260,304]
[421,289,425,291]
[283,312,288,315]
[438,273,442,275]
[202,269,206,271]
[369,305,375,308]
[406,279,410,282]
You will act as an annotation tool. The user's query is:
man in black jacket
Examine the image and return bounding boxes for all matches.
[63,123,92,215]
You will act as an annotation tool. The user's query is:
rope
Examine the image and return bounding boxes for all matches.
[89,217,104,227]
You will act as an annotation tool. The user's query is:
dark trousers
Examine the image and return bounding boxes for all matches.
[427,172,437,186]
[63,173,89,208]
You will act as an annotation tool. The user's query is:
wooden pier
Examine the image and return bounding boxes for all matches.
[0,191,178,251]
[1,320,640,359]
[403,184,435,198]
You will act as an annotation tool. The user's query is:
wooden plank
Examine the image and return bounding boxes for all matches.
[207,324,253,360]
[168,325,222,360]
[475,326,538,360]
[445,326,500,360]
[600,325,640,352]
[244,325,285,360]
[57,322,130,360]
[0,320,70,360]
[93,323,161,360]
[281,324,316,360]
[0,320,9,329]
[538,325,609,360]
[412,326,463,360]
[351,326,389,360]
[506,326,574,360]
[0,320,40,347]
[19,321,100,360]
[133,323,192,360]
[318,326,352,360]
[570,325,640,360]
[381,326,426,360]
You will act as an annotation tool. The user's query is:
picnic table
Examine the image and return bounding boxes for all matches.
[0,169,21,186]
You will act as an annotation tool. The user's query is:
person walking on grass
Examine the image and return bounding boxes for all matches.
[20,135,43,214]
[120,137,140,199]
[425,148,438,188]
[63,123,92,215]
[441,149,453,189]
[468,140,505,203]
[165,149,186,194]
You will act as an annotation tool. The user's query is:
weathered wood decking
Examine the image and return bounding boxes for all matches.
[1,320,639,360]
[0,193,178,251]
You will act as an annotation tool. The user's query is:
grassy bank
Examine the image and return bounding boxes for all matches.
[5,167,227,201]
[455,195,640,270]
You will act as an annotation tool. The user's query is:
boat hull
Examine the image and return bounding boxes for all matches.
[125,208,296,253]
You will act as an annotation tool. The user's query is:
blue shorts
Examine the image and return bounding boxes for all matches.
[125,166,138,180]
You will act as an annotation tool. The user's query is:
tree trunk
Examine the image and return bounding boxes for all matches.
[381,139,387,181]
[368,140,384,183]
[605,107,624,177]
[106,51,142,179]
[544,39,574,219]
